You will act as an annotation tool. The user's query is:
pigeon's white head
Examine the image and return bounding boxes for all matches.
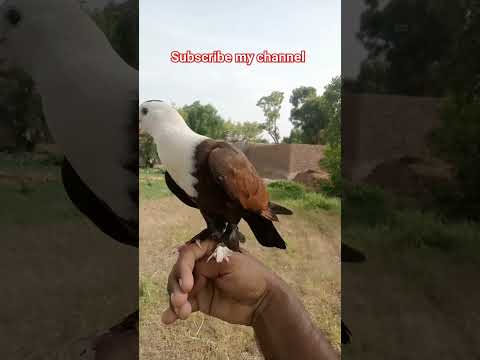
[139,100,207,197]
[139,100,192,137]
[0,0,113,73]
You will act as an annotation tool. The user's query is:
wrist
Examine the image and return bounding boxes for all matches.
[251,273,287,328]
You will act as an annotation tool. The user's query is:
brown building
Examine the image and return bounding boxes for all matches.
[236,142,325,179]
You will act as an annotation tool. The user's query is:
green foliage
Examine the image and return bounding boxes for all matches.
[345,202,480,257]
[139,133,159,168]
[256,91,284,143]
[267,181,340,212]
[91,0,139,69]
[287,77,341,145]
[321,76,341,146]
[177,102,266,143]
[267,180,306,199]
[224,120,265,143]
[343,184,393,227]
[354,1,480,97]
[282,128,304,144]
[430,99,480,219]
[0,69,50,150]
[179,101,227,139]
[301,192,339,212]
[320,143,342,196]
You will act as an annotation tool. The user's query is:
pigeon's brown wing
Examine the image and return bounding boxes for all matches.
[208,143,276,220]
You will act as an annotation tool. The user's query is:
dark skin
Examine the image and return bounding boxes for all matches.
[162,240,339,360]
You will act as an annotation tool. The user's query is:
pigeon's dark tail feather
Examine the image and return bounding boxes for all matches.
[61,159,138,248]
[342,243,366,263]
[341,321,352,344]
[243,212,287,249]
[269,202,293,215]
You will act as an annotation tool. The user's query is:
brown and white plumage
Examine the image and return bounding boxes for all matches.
[139,100,291,260]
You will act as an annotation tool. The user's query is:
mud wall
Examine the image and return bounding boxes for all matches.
[237,143,325,179]
[343,94,444,181]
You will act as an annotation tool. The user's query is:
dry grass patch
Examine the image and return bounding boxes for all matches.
[140,193,340,359]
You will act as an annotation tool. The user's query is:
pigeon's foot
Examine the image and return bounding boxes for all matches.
[207,242,234,263]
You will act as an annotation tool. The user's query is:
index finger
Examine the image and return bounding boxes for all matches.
[174,239,217,293]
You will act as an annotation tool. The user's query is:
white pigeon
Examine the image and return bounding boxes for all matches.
[0,0,138,245]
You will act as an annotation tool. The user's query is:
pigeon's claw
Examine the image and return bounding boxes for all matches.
[207,243,234,263]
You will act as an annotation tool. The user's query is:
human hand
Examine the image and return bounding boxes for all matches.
[161,240,276,326]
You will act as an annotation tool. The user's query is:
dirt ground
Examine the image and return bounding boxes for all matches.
[342,242,480,360]
[139,196,341,360]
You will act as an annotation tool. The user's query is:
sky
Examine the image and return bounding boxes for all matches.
[139,0,342,140]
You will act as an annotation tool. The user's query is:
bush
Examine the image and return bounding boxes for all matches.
[430,99,480,220]
[267,180,340,212]
[267,181,306,199]
[303,192,339,211]
[320,143,341,196]
[139,133,159,168]
[343,184,393,226]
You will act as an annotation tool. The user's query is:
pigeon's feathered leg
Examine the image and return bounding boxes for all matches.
[207,221,245,263]
[184,213,225,249]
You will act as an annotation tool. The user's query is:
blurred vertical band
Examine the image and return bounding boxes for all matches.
[0,1,139,359]
[342,1,480,358]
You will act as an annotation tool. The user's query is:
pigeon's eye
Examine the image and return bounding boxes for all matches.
[6,8,22,26]
[141,107,148,115]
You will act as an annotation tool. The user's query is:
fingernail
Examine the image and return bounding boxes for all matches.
[178,278,183,289]
[170,293,174,303]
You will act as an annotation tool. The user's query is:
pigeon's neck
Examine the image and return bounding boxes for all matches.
[153,124,207,197]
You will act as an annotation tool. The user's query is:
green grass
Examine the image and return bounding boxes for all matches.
[268,180,340,213]
[0,152,83,224]
[0,181,83,225]
[343,184,480,260]
[0,151,61,172]
[140,167,171,200]
[140,276,161,307]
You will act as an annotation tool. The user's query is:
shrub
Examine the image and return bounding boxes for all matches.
[139,133,159,168]
[268,180,340,213]
[320,143,342,196]
[343,184,393,226]
[430,99,480,220]
[267,181,306,199]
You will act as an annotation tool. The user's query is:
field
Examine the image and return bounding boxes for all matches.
[0,152,138,359]
[139,168,341,359]
[342,186,480,359]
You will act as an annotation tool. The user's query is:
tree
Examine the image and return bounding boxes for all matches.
[90,0,138,70]
[224,121,264,143]
[256,91,284,143]
[356,0,480,218]
[355,0,467,96]
[139,133,159,168]
[179,101,227,139]
[321,76,341,146]
[282,128,304,144]
[287,77,341,145]
[0,68,50,150]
